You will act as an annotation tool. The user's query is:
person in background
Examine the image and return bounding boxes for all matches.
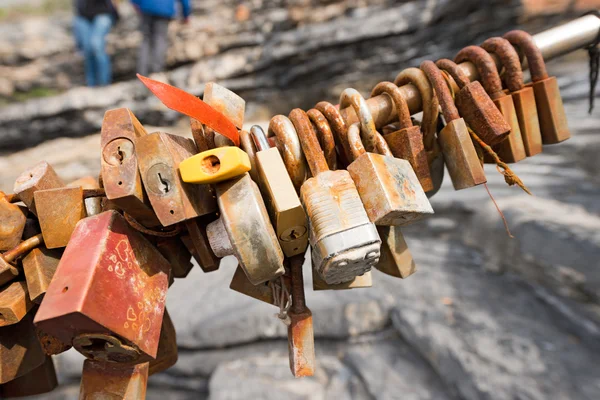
[132,0,191,76]
[73,0,119,87]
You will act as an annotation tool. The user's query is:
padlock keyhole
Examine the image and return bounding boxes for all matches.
[201,155,221,174]
[157,173,170,193]
[116,146,124,164]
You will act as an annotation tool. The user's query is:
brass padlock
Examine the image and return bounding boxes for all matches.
[435,58,511,147]
[182,217,220,273]
[375,225,416,279]
[455,46,526,163]
[13,161,64,216]
[206,173,285,285]
[312,268,372,290]
[0,192,26,252]
[0,313,46,384]
[79,360,149,400]
[239,129,261,184]
[156,237,193,279]
[0,234,43,287]
[481,37,543,157]
[100,108,159,227]
[34,211,171,364]
[268,115,308,191]
[504,30,570,144]
[287,254,315,377]
[0,355,57,398]
[341,89,433,226]
[137,132,216,227]
[370,82,433,192]
[149,309,177,376]
[421,60,487,190]
[251,125,309,258]
[290,108,380,285]
[394,68,444,197]
[229,265,291,305]
[0,282,33,327]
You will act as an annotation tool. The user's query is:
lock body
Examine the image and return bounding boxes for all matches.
[0,314,46,384]
[79,360,149,400]
[384,126,433,192]
[34,187,86,249]
[156,237,193,279]
[179,146,251,184]
[13,161,64,216]
[149,310,177,376]
[0,259,19,288]
[376,225,416,278]
[0,356,57,398]
[229,265,284,305]
[0,282,33,327]
[347,153,433,226]
[511,87,543,156]
[207,173,284,285]
[182,218,220,273]
[0,196,26,251]
[204,82,245,130]
[288,310,315,377]
[493,95,527,163]
[301,170,381,284]
[137,132,216,226]
[23,247,61,304]
[530,77,570,144]
[34,211,171,363]
[438,118,486,190]
[312,268,372,290]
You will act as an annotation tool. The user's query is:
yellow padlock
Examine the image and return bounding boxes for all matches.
[179,146,251,184]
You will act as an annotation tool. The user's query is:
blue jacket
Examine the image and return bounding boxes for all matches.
[131,0,190,19]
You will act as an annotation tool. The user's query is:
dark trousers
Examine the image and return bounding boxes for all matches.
[137,14,171,76]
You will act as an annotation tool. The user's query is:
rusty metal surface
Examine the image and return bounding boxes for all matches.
[0,194,26,251]
[204,82,245,130]
[22,247,61,304]
[34,211,171,362]
[376,225,416,279]
[34,187,86,249]
[239,129,261,184]
[73,333,143,363]
[149,309,177,376]
[504,30,549,82]
[481,37,524,92]
[492,95,527,163]
[137,132,217,226]
[339,89,379,153]
[421,61,461,122]
[0,313,46,384]
[79,360,149,400]
[314,101,352,167]
[13,161,64,216]
[268,114,309,188]
[0,260,19,288]
[511,86,543,156]
[455,46,505,100]
[190,118,212,152]
[307,108,337,170]
[531,77,571,144]
[290,108,330,176]
[183,217,220,273]
[435,59,471,89]
[229,265,280,306]
[0,282,33,327]
[156,237,193,279]
[2,233,43,263]
[0,355,57,398]
[36,328,72,356]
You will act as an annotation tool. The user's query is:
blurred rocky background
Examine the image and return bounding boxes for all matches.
[1,0,600,399]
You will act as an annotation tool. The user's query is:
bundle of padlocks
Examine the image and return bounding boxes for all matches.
[0,27,575,398]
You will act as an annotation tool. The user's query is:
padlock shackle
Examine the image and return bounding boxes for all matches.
[420,61,461,123]
[314,101,351,165]
[347,123,367,161]
[435,59,471,89]
[504,30,548,82]
[250,125,270,152]
[289,253,307,314]
[2,233,43,263]
[268,115,308,189]
[307,108,337,170]
[371,82,413,130]
[339,89,380,153]
[455,46,504,100]
[481,37,524,92]
[289,109,330,176]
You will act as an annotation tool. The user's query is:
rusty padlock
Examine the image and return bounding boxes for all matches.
[268,115,308,191]
[0,233,43,287]
[314,101,353,168]
[239,129,261,184]
[13,161,64,216]
[307,108,337,170]
[312,268,372,290]
[79,360,149,400]
[375,225,416,279]
[182,217,220,273]
[481,37,543,157]
[394,68,444,197]
[504,30,570,144]
[421,60,487,190]
[34,210,171,364]
[251,125,309,258]
[0,282,33,327]
[155,237,193,279]
[0,192,26,252]
[290,108,380,285]
[149,309,177,376]
[36,327,71,356]
[229,265,291,306]
[370,82,433,192]
[137,132,216,227]
[0,355,57,398]
[100,108,159,227]
[435,58,511,147]
[341,89,433,226]
[455,46,526,163]
[0,313,46,384]
[68,175,105,217]
[206,172,285,285]
[204,82,245,131]
[287,254,315,377]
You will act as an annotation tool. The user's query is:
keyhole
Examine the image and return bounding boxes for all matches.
[288,229,301,240]
[116,146,124,164]
[158,173,170,193]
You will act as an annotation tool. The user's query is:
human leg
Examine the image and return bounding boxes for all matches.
[90,14,114,86]
[73,16,96,86]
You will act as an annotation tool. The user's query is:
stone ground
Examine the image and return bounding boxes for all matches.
[1,55,599,399]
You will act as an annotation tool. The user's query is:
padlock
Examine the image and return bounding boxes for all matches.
[229,265,290,305]
[250,125,309,257]
[455,46,526,163]
[504,30,570,144]
[435,58,512,147]
[206,173,285,285]
[375,225,416,278]
[137,132,216,227]
[480,38,543,157]
[36,328,72,356]
[394,68,444,197]
[0,192,26,252]
[34,210,171,364]
[179,146,251,184]
[13,161,64,216]
[0,234,43,287]
[268,115,308,190]
[79,360,149,400]
[0,313,46,384]
[314,101,353,168]
[312,268,372,290]
[287,254,315,377]
[239,129,261,184]
[0,282,33,327]
[149,309,177,376]
[204,82,245,130]
[370,82,433,192]
[421,60,487,190]
[156,237,193,279]
[68,175,104,217]
[190,117,214,152]
[307,108,337,170]
[290,108,380,285]
[182,217,220,273]
[21,217,41,240]
[0,355,57,398]
[341,89,433,226]
[100,108,159,227]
